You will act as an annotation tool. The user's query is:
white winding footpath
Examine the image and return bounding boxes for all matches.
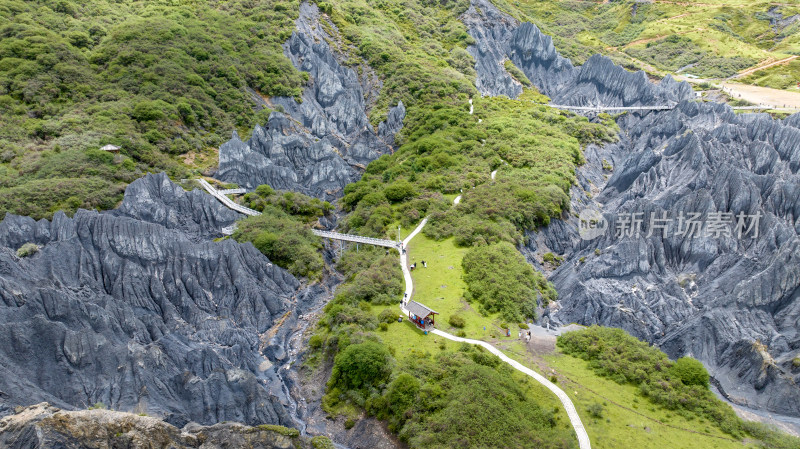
[399,216,591,449]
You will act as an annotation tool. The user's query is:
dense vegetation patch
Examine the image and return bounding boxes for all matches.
[0,0,306,218]
[344,96,615,246]
[462,242,555,322]
[626,36,756,78]
[232,186,328,279]
[740,60,800,91]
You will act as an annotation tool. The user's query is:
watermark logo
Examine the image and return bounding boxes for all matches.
[577,209,761,240]
[578,208,607,240]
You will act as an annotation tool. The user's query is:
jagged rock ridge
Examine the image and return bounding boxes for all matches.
[536,104,800,417]
[463,0,800,418]
[110,172,240,241]
[461,0,693,106]
[0,174,303,428]
[217,2,405,200]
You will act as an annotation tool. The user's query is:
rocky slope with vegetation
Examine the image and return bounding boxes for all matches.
[0,402,332,449]
[0,0,311,219]
[461,0,800,420]
[216,2,405,200]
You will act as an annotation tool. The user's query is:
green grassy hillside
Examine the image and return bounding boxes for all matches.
[493,0,800,85]
[0,0,305,218]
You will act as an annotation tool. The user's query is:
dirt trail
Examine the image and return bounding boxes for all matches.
[733,55,798,79]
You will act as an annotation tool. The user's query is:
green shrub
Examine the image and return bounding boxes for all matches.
[311,436,335,449]
[383,181,417,203]
[462,242,552,322]
[379,309,398,324]
[587,403,604,419]
[329,341,393,392]
[16,243,39,258]
[232,206,323,279]
[308,335,323,350]
[670,357,709,388]
[448,314,466,328]
[256,424,300,437]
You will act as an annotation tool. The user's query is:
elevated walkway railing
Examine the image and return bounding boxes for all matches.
[197,179,261,217]
[312,229,401,249]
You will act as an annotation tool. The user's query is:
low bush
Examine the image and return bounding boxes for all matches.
[16,243,39,258]
[462,242,555,322]
[448,314,466,328]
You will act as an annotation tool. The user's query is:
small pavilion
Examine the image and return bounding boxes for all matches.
[100,144,121,154]
[406,300,438,331]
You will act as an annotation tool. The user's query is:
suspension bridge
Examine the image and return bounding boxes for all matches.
[198,179,401,248]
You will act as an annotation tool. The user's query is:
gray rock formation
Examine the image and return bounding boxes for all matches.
[111,172,241,241]
[0,402,330,448]
[463,0,800,418]
[539,102,800,418]
[0,174,302,428]
[461,0,693,106]
[217,2,405,200]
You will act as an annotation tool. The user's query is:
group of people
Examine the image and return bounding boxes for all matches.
[519,329,532,342]
[409,260,427,271]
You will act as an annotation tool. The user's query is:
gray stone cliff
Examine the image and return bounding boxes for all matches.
[217,2,405,200]
[461,0,693,106]
[0,174,302,428]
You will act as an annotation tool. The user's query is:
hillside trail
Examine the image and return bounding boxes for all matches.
[732,55,797,79]
[397,98,592,449]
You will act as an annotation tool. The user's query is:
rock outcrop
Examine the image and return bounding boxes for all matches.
[539,104,800,417]
[110,172,240,241]
[0,402,331,449]
[0,174,302,428]
[217,2,405,200]
[461,0,693,106]
[463,0,800,418]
